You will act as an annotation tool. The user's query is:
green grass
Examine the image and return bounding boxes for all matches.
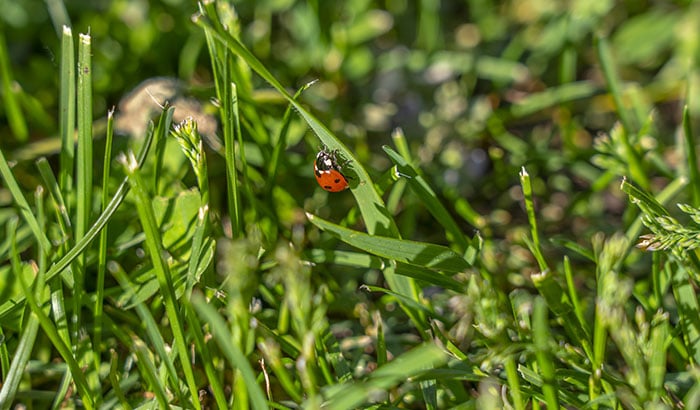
[2,0,700,408]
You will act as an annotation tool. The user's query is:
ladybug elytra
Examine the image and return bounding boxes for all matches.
[314,148,350,192]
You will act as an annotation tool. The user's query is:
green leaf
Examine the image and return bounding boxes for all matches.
[383,144,472,253]
[306,213,471,274]
[322,343,446,410]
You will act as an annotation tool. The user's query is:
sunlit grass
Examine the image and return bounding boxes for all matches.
[1,1,700,409]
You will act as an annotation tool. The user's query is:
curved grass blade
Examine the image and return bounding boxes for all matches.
[306,213,471,274]
[383,143,472,253]
[0,150,52,251]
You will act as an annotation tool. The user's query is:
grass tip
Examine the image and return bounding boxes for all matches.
[391,128,405,139]
[619,176,627,189]
[117,151,138,171]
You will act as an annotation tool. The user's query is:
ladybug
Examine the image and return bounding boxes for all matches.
[314,148,350,192]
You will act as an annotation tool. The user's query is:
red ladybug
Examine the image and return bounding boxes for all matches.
[314,148,350,192]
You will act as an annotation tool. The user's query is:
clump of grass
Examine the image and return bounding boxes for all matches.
[1,1,700,409]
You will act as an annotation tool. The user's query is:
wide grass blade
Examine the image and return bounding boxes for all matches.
[306,212,471,274]
[73,32,93,345]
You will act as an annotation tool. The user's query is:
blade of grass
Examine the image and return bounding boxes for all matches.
[306,212,471,273]
[682,105,700,207]
[563,256,589,337]
[519,167,548,271]
[73,31,93,343]
[619,177,670,218]
[258,339,304,402]
[0,326,7,382]
[504,354,525,410]
[0,29,28,141]
[305,249,384,269]
[93,108,115,372]
[394,262,465,292]
[383,142,472,253]
[648,311,669,401]
[595,35,648,189]
[184,302,228,408]
[200,8,244,236]
[362,284,446,322]
[671,263,700,364]
[170,118,213,299]
[45,0,71,34]
[120,150,201,410]
[107,349,132,409]
[98,308,170,409]
[59,25,75,193]
[36,158,72,237]
[532,297,559,409]
[267,80,316,193]
[509,81,598,118]
[0,150,52,251]
[130,337,171,409]
[226,82,244,235]
[530,269,591,359]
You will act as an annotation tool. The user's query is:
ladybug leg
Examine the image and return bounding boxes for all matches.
[330,149,351,168]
